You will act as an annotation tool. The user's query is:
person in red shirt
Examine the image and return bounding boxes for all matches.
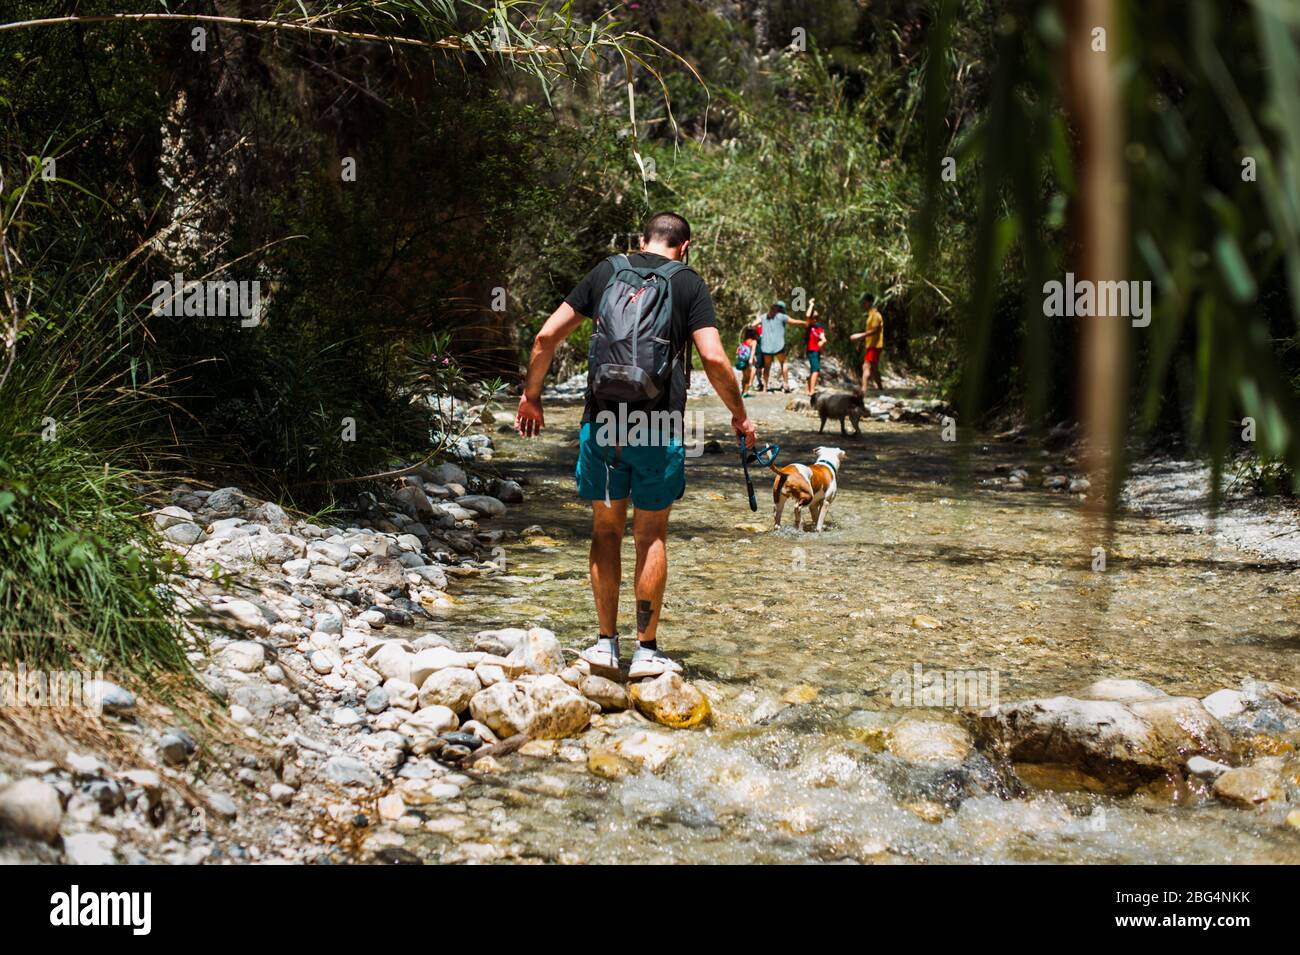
[804,298,827,396]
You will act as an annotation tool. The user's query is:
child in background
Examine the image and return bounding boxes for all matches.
[736,324,759,397]
[804,299,827,396]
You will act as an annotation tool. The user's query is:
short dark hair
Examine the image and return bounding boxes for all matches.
[642,211,691,248]
[860,292,875,306]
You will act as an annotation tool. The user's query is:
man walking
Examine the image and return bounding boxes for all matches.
[515,212,757,678]
[850,293,885,392]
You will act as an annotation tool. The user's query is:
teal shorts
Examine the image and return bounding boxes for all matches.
[575,421,685,511]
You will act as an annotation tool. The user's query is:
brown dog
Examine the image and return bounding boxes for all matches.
[769,446,846,531]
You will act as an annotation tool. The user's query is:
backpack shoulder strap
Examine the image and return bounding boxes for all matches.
[608,253,632,273]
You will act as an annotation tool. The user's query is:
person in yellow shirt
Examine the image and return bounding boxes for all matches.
[849,293,884,392]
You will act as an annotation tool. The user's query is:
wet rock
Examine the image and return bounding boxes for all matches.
[886,719,972,765]
[608,729,677,772]
[493,479,525,503]
[428,462,468,487]
[580,675,628,711]
[456,495,507,518]
[1202,688,1247,721]
[977,694,1234,789]
[527,676,592,739]
[1212,761,1284,807]
[1187,755,1232,778]
[469,682,536,739]
[417,667,480,713]
[0,778,64,843]
[628,672,711,729]
[505,627,564,675]
[1076,679,1168,703]
[440,731,483,752]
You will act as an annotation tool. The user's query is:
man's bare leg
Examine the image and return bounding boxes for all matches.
[761,353,772,391]
[870,358,883,390]
[631,505,670,644]
[589,499,628,637]
[861,362,870,394]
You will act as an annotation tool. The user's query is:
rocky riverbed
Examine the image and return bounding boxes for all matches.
[2,393,1299,864]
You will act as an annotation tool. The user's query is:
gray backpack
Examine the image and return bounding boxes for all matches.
[587,254,690,404]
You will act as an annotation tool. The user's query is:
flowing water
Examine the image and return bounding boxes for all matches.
[417,391,1300,864]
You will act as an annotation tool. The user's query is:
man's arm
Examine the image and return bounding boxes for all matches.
[515,302,585,437]
[693,326,756,448]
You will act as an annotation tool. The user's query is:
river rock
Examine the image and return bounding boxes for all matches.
[1212,761,1284,807]
[409,646,472,687]
[0,778,63,843]
[369,641,415,684]
[153,505,193,530]
[978,694,1234,789]
[162,522,203,545]
[205,487,248,516]
[505,628,564,675]
[324,755,380,788]
[158,728,197,766]
[418,667,480,713]
[580,675,628,711]
[456,495,507,518]
[628,672,711,729]
[1202,688,1247,721]
[474,628,527,656]
[399,706,459,755]
[886,718,972,764]
[493,479,525,503]
[217,640,266,672]
[428,462,468,487]
[610,729,677,772]
[392,485,434,519]
[469,682,536,739]
[527,676,592,739]
[365,686,390,714]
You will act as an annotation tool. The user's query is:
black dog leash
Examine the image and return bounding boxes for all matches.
[738,435,780,512]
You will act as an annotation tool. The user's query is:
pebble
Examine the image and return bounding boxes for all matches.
[309,651,335,674]
[365,686,390,714]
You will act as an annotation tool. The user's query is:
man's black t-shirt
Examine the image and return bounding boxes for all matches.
[564,252,717,424]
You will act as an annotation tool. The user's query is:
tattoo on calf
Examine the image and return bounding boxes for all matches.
[636,600,654,632]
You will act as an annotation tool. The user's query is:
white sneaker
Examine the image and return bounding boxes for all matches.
[580,637,621,675]
[628,645,683,680]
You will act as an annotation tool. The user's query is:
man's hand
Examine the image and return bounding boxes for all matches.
[734,414,757,449]
[516,394,545,437]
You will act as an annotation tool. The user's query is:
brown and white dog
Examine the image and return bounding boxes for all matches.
[769,446,846,532]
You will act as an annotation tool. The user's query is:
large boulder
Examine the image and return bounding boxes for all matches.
[417,667,480,713]
[977,694,1235,790]
[368,641,415,684]
[527,676,592,739]
[469,682,536,739]
[628,672,711,729]
[456,495,507,518]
